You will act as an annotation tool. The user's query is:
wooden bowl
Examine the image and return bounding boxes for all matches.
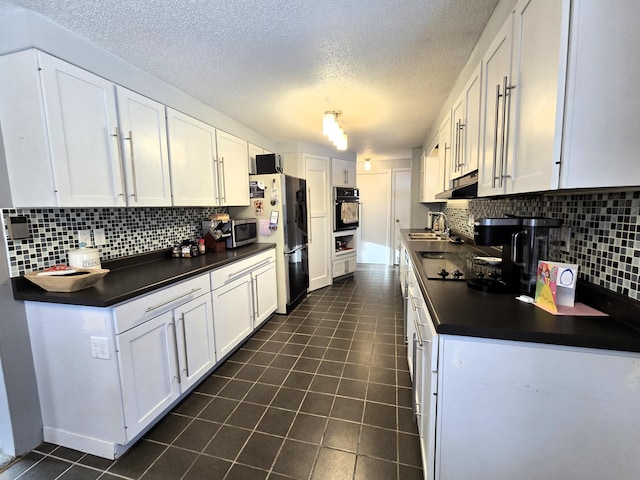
[25,269,109,293]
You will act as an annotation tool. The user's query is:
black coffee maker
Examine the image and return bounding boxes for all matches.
[474,217,563,295]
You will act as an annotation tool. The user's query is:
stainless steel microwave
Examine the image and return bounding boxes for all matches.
[226,218,258,248]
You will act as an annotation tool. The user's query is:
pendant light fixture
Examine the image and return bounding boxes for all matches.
[322,110,348,151]
[364,158,372,171]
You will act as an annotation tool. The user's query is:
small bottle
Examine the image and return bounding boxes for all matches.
[181,244,191,258]
[198,238,206,255]
[172,245,181,258]
[190,242,199,257]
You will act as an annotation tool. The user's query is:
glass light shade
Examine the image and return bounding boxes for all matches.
[323,113,337,136]
[330,127,344,145]
[336,132,348,151]
[364,158,371,170]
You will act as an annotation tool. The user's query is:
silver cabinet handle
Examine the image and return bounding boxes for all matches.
[498,76,509,188]
[145,288,202,313]
[226,259,271,283]
[214,157,222,204]
[502,76,515,187]
[167,321,181,384]
[492,83,501,189]
[112,126,126,198]
[177,313,189,378]
[219,156,227,203]
[458,121,466,170]
[125,130,138,202]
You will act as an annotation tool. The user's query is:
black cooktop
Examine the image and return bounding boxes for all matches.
[419,251,511,293]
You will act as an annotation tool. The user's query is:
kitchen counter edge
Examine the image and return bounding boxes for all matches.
[401,229,640,353]
[11,243,277,308]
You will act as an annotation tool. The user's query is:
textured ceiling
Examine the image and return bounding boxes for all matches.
[0,0,499,160]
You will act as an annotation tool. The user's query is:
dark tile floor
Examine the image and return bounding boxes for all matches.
[0,265,423,480]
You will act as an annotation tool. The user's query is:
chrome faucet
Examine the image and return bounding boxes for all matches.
[431,212,451,237]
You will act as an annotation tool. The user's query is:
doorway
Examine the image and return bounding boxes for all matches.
[357,170,392,264]
[392,169,412,264]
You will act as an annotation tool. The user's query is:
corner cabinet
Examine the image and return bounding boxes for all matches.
[478,0,569,196]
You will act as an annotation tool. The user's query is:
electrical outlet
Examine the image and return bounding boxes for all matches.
[560,225,571,253]
[90,336,110,360]
[77,229,92,247]
[468,214,475,227]
[93,228,106,246]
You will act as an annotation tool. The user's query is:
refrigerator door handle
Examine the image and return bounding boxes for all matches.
[284,244,308,255]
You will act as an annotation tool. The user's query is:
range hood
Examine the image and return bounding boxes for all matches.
[435,169,478,199]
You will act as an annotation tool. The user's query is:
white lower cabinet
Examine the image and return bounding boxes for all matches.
[23,249,277,459]
[211,249,277,358]
[117,291,216,441]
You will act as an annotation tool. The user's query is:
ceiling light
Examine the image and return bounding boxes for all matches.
[364,158,371,171]
[323,110,347,151]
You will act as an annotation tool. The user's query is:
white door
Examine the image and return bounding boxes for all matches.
[38,52,125,207]
[305,154,332,291]
[173,294,216,391]
[211,275,253,359]
[116,312,180,441]
[392,169,412,265]
[166,108,219,206]
[357,170,391,264]
[216,130,249,206]
[115,86,171,206]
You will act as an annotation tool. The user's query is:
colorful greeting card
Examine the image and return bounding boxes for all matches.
[534,261,558,313]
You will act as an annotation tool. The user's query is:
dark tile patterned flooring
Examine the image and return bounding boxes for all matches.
[0,265,422,479]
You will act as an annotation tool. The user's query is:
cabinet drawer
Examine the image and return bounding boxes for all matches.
[333,255,356,277]
[211,249,276,289]
[113,274,210,334]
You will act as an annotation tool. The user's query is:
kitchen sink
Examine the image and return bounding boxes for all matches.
[407,232,448,241]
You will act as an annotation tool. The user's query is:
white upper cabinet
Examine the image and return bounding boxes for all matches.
[559,0,640,189]
[166,108,219,206]
[451,63,482,180]
[248,143,264,174]
[115,87,171,206]
[331,157,357,186]
[437,114,452,194]
[420,143,442,203]
[0,50,127,207]
[479,0,568,196]
[216,130,249,206]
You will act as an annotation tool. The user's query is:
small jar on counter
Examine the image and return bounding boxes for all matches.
[198,238,206,255]
[190,243,199,257]
[172,245,181,258]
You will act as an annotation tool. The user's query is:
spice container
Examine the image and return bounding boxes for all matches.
[198,238,206,255]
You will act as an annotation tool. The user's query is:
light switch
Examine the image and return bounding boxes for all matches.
[93,228,107,246]
[90,336,110,360]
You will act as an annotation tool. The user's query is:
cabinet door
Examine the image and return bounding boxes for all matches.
[451,96,465,181]
[216,130,249,206]
[115,87,171,206]
[211,275,254,359]
[174,294,216,391]
[420,145,441,203]
[117,311,180,441]
[252,261,278,327]
[508,0,566,194]
[478,18,513,197]
[305,154,332,291]
[461,63,482,176]
[437,115,452,194]
[38,52,125,207]
[166,108,219,206]
[331,158,356,186]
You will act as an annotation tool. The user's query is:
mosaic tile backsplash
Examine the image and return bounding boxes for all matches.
[444,191,640,301]
[2,207,226,278]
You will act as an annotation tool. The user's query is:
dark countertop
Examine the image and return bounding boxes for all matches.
[12,243,276,307]
[402,229,640,353]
